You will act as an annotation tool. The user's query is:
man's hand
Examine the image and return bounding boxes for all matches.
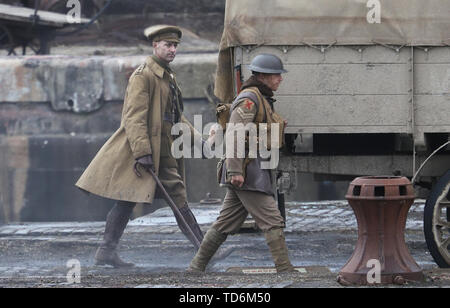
[207,134,216,145]
[134,154,154,177]
[207,123,220,145]
[202,124,221,159]
[231,175,244,188]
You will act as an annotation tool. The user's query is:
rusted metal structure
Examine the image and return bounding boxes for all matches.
[217,0,450,268]
[337,176,423,285]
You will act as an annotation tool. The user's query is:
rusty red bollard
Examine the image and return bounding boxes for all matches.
[337,176,424,285]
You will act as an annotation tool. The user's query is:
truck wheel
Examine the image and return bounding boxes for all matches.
[424,170,450,268]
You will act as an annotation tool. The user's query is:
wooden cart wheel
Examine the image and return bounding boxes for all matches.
[0,25,50,55]
[26,37,50,55]
[0,25,16,55]
[424,170,450,268]
[14,34,51,55]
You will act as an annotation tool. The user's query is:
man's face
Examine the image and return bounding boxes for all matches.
[259,73,283,92]
[153,40,178,63]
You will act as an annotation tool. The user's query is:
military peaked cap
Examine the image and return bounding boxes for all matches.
[144,25,182,43]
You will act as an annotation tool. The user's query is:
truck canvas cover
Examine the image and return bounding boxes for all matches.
[215,0,450,101]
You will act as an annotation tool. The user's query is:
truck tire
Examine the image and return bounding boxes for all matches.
[424,170,450,268]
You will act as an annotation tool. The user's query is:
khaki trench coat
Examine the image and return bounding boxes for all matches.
[76,56,196,204]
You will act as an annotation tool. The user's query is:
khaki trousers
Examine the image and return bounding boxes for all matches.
[212,188,285,234]
[134,166,187,216]
[157,167,187,207]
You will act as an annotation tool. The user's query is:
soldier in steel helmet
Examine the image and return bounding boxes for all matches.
[76,25,206,268]
[188,54,296,273]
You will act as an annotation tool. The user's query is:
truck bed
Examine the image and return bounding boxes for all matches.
[235,45,450,143]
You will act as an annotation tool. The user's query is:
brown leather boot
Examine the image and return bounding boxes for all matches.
[94,247,135,268]
[264,228,295,273]
[187,228,227,272]
[94,201,135,268]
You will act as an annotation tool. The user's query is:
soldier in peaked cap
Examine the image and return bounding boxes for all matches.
[76,25,206,268]
[144,25,182,44]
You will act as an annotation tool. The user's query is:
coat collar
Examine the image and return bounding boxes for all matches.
[146,56,165,79]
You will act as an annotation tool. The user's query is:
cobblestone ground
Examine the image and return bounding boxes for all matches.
[0,200,425,236]
[0,201,448,288]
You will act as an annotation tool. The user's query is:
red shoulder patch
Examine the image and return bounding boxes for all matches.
[244,100,254,110]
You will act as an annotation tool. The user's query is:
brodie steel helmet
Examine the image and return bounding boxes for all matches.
[248,53,288,74]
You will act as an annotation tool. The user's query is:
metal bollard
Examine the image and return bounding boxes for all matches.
[337,176,424,285]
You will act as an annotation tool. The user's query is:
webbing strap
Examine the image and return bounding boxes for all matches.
[230,87,266,124]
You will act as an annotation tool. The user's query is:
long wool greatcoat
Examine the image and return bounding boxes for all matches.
[76,56,196,203]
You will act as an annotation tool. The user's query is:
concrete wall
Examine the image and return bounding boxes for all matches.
[0,54,220,222]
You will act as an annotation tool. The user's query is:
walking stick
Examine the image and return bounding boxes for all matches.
[146,168,202,250]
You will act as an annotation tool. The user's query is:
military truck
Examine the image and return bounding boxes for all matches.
[215,0,450,267]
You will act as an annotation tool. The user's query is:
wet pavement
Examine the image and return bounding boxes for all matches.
[0,200,449,288]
